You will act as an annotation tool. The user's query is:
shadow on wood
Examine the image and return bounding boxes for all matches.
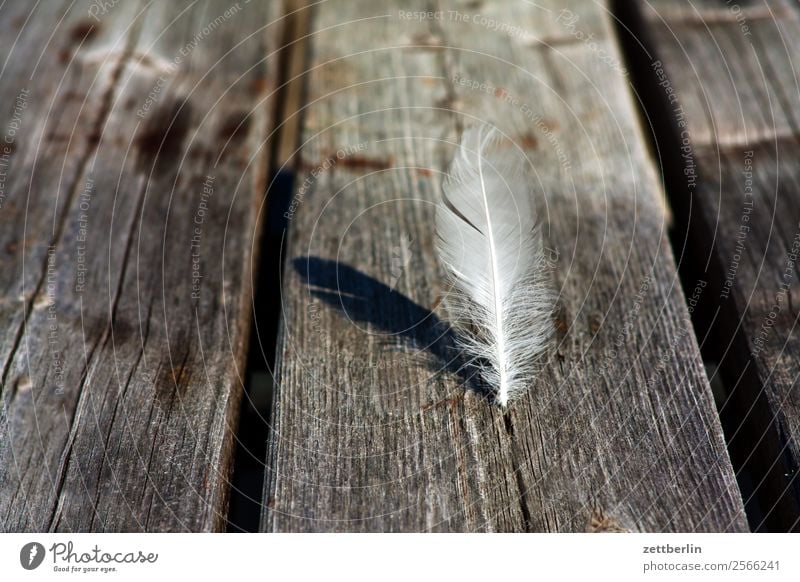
[292,256,489,399]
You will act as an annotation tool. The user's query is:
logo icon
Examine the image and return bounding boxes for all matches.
[20,542,45,570]
[388,233,414,291]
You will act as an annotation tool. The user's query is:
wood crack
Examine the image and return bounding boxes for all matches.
[42,21,147,533]
[0,19,143,397]
[502,413,533,531]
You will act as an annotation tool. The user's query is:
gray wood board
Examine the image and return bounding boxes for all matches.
[635,0,800,529]
[263,0,747,532]
[0,0,280,531]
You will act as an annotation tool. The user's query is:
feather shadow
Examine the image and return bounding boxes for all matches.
[292,256,488,397]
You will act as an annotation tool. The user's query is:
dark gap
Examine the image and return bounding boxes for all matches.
[611,0,797,531]
[226,1,309,532]
[502,413,533,531]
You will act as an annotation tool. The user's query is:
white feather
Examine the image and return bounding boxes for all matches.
[436,124,556,407]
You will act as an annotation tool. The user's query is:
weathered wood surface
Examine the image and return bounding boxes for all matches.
[274,0,313,171]
[632,0,800,530]
[263,0,748,532]
[0,0,279,531]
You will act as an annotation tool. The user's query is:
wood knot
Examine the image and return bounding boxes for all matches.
[135,96,193,174]
[58,20,99,64]
[249,76,270,96]
[407,32,444,50]
[156,357,192,404]
[218,110,251,143]
[70,20,98,44]
[588,508,629,532]
[519,133,538,149]
[421,393,462,412]
[436,96,463,111]
[16,375,33,394]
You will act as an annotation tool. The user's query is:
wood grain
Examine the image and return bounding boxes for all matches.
[0,0,280,532]
[632,0,800,530]
[263,0,747,532]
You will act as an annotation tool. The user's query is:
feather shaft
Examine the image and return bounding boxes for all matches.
[475,129,510,404]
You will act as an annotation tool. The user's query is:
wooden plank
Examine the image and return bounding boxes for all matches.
[0,0,280,532]
[0,0,72,376]
[631,0,800,530]
[642,0,787,22]
[635,0,795,147]
[0,0,146,531]
[274,0,314,171]
[263,0,747,532]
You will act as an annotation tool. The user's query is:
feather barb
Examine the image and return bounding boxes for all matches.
[436,125,556,407]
